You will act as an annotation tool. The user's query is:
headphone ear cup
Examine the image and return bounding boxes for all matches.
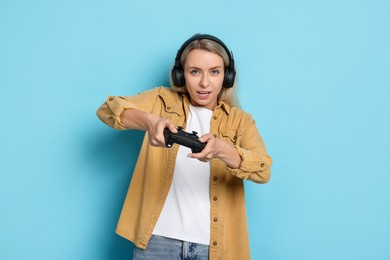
[171,67,185,87]
[223,68,236,88]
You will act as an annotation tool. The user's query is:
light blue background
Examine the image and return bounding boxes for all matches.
[1,0,389,259]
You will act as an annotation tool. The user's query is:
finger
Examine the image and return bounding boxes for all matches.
[149,139,160,147]
[188,151,213,161]
[167,123,177,133]
[187,153,196,158]
[199,133,213,143]
[188,154,209,163]
[187,152,204,158]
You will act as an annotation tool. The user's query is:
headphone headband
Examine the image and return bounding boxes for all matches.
[171,34,236,88]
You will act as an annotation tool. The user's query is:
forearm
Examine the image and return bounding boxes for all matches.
[215,140,242,169]
[120,108,177,147]
[120,108,158,131]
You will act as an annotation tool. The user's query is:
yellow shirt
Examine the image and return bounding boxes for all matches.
[96,86,272,259]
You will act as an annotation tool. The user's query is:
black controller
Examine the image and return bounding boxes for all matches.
[164,126,207,153]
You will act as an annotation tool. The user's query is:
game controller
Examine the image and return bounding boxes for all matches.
[164,126,207,153]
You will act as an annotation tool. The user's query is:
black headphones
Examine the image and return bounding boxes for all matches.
[171,34,236,88]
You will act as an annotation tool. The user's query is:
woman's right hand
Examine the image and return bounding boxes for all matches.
[146,114,177,147]
[120,108,177,147]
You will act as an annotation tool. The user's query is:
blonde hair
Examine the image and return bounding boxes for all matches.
[170,38,240,108]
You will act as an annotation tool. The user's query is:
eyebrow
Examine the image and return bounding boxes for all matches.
[186,66,223,70]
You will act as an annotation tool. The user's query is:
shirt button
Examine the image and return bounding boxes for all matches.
[213,242,218,246]
[213,116,217,120]
[167,106,171,110]
[213,197,218,201]
[213,176,218,181]
[108,97,113,101]
[260,163,265,168]
[213,217,218,222]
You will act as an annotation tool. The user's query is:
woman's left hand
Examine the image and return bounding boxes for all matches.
[188,133,242,169]
[188,133,219,162]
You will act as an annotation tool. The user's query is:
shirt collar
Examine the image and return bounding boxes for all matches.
[216,100,231,115]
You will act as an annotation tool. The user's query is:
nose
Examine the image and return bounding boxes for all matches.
[200,74,209,88]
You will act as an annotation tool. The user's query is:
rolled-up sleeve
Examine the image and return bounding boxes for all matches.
[227,116,272,184]
[96,87,161,130]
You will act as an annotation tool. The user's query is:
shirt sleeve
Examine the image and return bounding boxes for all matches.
[96,87,161,130]
[227,115,272,184]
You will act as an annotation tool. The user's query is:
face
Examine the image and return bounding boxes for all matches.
[183,49,225,110]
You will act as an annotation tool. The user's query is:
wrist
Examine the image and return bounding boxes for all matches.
[120,109,158,131]
[214,138,225,159]
[215,140,241,169]
[144,113,159,132]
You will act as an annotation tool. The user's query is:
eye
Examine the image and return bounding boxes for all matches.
[211,69,221,75]
[190,69,200,75]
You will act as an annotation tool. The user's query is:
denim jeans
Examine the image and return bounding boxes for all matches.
[133,235,209,260]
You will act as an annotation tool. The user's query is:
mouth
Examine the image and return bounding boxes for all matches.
[197,91,211,97]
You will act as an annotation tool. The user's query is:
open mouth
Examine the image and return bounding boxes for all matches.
[197,91,211,99]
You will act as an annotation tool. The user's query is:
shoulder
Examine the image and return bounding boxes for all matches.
[136,86,182,103]
[143,86,187,115]
[137,85,175,96]
[155,86,178,96]
[226,105,255,125]
[230,106,262,135]
[144,86,181,102]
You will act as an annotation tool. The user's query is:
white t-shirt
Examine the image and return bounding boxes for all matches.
[153,104,213,245]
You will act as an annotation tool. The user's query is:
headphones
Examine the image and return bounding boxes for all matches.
[171,34,236,88]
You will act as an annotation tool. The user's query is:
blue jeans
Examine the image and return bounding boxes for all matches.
[133,235,209,260]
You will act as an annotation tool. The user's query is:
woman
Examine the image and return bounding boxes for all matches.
[97,34,272,259]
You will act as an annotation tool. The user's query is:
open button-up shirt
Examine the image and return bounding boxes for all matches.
[96,86,272,259]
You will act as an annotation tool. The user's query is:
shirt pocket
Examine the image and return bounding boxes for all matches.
[159,107,183,126]
[220,128,238,145]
